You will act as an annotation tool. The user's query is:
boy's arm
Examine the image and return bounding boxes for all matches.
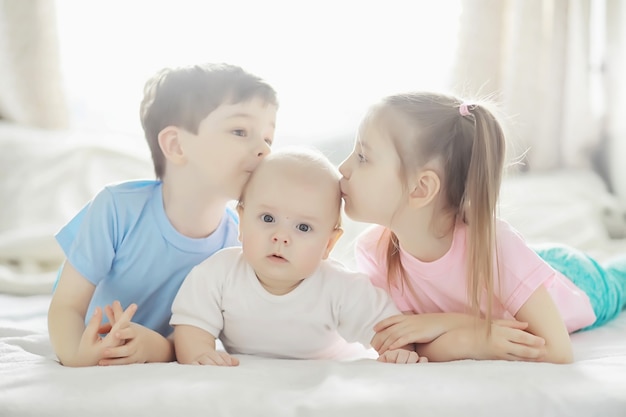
[173,324,238,366]
[47,261,102,367]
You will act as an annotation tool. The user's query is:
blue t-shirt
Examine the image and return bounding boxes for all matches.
[55,180,240,336]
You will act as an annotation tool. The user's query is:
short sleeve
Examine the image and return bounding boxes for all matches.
[354,225,389,290]
[170,250,229,338]
[55,188,117,285]
[335,273,401,347]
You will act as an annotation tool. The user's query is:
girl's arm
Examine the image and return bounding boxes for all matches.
[173,324,238,366]
[374,312,547,362]
[513,285,573,363]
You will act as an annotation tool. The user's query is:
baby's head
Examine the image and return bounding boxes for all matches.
[140,63,278,179]
[237,147,343,293]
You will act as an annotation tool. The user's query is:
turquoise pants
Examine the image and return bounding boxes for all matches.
[535,244,626,331]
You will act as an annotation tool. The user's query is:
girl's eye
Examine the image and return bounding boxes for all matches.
[357,153,367,163]
[297,224,311,232]
[261,214,274,223]
[233,129,247,137]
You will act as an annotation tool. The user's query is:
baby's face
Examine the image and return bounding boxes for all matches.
[238,162,341,295]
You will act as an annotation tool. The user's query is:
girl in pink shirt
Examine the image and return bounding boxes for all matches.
[338,92,626,364]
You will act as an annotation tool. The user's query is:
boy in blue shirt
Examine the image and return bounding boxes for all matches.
[48,63,278,367]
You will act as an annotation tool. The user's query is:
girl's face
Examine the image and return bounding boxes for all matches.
[338,115,407,227]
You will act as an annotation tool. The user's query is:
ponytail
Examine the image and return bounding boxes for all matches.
[460,104,506,324]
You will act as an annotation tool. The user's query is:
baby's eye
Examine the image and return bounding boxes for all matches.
[261,214,274,223]
[264,137,273,146]
[297,223,311,232]
[233,129,247,137]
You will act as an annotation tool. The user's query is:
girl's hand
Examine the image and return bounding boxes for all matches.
[377,348,427,364]
[372,314,450,354]
[464,320,547,361]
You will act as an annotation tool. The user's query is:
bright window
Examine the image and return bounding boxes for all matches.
[55,0,461,145]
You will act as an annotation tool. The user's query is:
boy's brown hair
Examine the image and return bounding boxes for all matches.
[140,63,278,178]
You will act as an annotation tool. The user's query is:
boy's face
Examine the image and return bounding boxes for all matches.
[238,163,342,294]
[178,96,277,200]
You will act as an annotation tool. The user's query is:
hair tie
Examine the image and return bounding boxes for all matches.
[459,103,472,117]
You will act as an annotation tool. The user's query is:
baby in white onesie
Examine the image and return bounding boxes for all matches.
[170,147,424,365]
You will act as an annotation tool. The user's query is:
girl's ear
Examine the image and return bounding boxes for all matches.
[322,228,344,260]
[408,170,441,208]
[158,126,185,165]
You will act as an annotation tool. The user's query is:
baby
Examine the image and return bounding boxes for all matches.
[171,147,424,365]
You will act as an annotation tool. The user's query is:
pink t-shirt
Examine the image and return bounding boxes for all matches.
[355,220,596,333]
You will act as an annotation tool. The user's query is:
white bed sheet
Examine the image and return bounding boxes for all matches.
[1,293,625,417]
[2,127,626,416]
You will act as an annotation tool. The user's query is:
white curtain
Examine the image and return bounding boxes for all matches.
[606,0,626,202]
[0,0,68,129]
[451,0,602,173]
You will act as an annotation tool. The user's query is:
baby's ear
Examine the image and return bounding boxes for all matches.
[158,126,185,165]
[322,228,344,260]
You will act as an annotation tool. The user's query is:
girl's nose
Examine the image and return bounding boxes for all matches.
[338,158,350,178]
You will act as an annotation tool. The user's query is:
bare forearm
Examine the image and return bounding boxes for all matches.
[173,325,217,364]
[148,333,176,363]
[47,306,91,367]
[415,332,471,362]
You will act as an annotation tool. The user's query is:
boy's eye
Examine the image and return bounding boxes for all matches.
[233,129,247,137]
[297,224,311,232]
[261,214,274,223]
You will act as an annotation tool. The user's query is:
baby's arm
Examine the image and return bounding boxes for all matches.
[48,261,113,366]
[173,325,239,366]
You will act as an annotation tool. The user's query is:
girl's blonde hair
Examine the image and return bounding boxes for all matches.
[377,92,506,322]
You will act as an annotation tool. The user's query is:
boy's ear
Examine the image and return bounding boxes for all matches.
[408,170,441,208]
[158,126,185,165]
[322,228,344,260]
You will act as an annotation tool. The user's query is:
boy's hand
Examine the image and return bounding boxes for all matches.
[74,304,136,366]
[377,348,427,364]
[97,301,173,365]
[187,350,240,366]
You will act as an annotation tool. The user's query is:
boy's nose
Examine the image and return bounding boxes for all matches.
[256,140,271,158]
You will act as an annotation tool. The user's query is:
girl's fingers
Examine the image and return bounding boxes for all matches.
[373,314,405,332]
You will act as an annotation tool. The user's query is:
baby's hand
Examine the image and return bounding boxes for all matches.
[377,348,427,364]
[189,350,240,366]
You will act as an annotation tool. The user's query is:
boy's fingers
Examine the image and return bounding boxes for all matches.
[104,305,116,326]
[97,323,112,334]
[85,307,104,341]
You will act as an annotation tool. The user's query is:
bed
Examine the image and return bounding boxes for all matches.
[1,123,626,416]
